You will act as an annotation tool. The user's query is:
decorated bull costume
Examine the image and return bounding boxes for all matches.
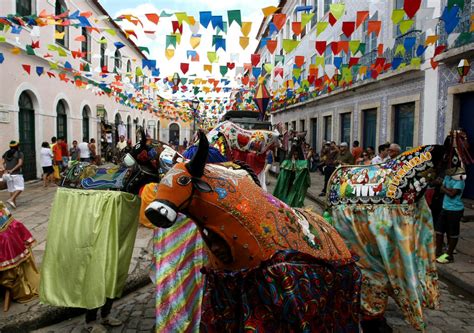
[145,132,362,332]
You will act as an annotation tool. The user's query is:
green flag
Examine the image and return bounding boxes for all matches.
[349,40,361,54]
[399,20,414,34]
[275,55,285,65]
[282,39,299,53]
[166,35,177,48]
[220,65,228,76]
[227,10,242,27]
[391,9,405,25]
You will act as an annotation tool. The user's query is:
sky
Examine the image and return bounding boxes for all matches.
[99,0,279,101]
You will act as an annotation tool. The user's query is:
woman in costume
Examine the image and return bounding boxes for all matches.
[0,201,39,311]
[273,136,311,207]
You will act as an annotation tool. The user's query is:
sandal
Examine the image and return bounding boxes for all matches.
[436,253,454,264]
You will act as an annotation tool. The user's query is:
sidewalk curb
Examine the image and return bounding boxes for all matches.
[436,265,474,297]
[0,268,152,333]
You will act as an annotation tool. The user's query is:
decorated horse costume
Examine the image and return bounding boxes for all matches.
[145,133,362,332]
[326,137,470,331]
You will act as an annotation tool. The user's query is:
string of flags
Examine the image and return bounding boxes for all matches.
[0,0,472,119]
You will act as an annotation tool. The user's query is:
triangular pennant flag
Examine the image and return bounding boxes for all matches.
[404,0,421,19]
[282,39,299,53]
[263,63,274,73]
[292,22,302,35]
[403,37,416,51]
[180,63,189,74]
[395,44,406,56]
[315,41,326,55]
[262,6,279,17]
[425,35,439,45]
[199,11,212,28]
[342,21,355,38]
[416,45,427,57]
[145,13,159,25]
[441,6,460,34]
[273,14,286,31]
[275,55,285,65]
[356,11,369,28]
[348,57,359,68]
[251,54,261,66]
[399,20,414,34]
[367,21,382,36]
[333,57,342,69]
[165,48,175,60]
[166,35,177,48]
[211,16,224,30]
[190,34,201,49]
[266,40,278,54]
[207,51,218,63]
[274,67,284,78]
[227,10,241,27]
[330,3,345,20]
[329,13,338,26]
[220,65,228,76]
[36,66,44,76]
[316,22,328,35]
[252,67,262,79]
[301,13,314,27]
[204,64,212,73]
[391,9,405,25]
[240,37,249,49]
[331,42,341,55]
[294,55,305,68]
[392,57,403,70]
[349,40,361,54]
[359,43,366,54]
[241,22,252,37]
[175,12,189,25]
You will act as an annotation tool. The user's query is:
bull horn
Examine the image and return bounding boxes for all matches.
[186,131,209,178]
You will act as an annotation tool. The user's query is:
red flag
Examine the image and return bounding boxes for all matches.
[266,40,277,54]
[292,22,302,36]
[251,54,261,66]
[242,76,250,85]
[47,72,56,78]
[273,14,286,31]
[307,75,316,85]
[377,43,384,56]
[434,45,447,57]
[339,41,349,54]
[315,41,327,55]
[342,22,355,38]
[22,64,31,75]
[180,62,189,74]
[367,21,382,37]
[227,62,235,69]
[172,21,183,34]
[431,58,439,69]
[274,67,283,78]
[31,40,40,49]
[356,11,369,28]
[124,30,138,39]
[331,42,340,55]
[348,57,359,67]
[145,13,160,25]
[404,0,421,19]
[329,13,337,26]
[294,55,305,68]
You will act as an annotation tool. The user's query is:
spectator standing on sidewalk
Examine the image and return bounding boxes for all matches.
[78,138,91,162]
[1,141,24,209]
[336,142,355,166]
[319,142,339,196]
[371,143,390,164]
[89,138,98,164]
[69,140,80,161]
[59,137,69,167]
[40,142,54,187]
[436,171,466,264]
[351,140,363,162]
[51,137,63,182]
[387,143,401,160]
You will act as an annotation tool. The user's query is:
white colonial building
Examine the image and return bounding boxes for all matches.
[0,0,191,180]
[255,0,474,197]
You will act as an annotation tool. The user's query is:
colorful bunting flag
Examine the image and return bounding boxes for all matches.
[391,9,406,25]
[262,6,279,17]
[273,14,286,31]
[399,20,414,34]
[227,10,241,27]
[316,22,328,35]
[404,0,422,19]
[165,48,175,60]
[241,22,252,37]
[330,3,345,20]
[292,22,302,35]
[204,64,212,73]
[145,13,159,25]
[367,21,382,36]
[356,11,369,28]
[200,11,212,28]
[266,40,277,54]
[239,37,249,49]
[342,21,355,38]
[315,41,327,55]
[282,39,299,53]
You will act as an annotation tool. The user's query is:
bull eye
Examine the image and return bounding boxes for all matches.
[177,176,192,186]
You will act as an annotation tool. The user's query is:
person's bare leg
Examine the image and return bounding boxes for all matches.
[11,190,22,205]
[43,173,48,187]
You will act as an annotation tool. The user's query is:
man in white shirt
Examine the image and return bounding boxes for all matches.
[371,143,390,164]
[116,135,127,151]
[78,138,91,162]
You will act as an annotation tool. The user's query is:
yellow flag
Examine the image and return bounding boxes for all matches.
[11,47,21,55]
[282,39,299,53]
[190,35,201,49]
[301,13,314,27]
[262,6,279,17]
[315,56,325,67]
[349,40,360,54]
[316,22,328,35]
[188,16,196,26]
[399,20,414,34]
[425,35,439,46]
[240,36,250,49]
[330,3,345,20]
[411,57,421,68]
[175,12,189,25]
[241,22,252,37]
[165,48,175,60]
[104,28,116,36]
[359,66,368,76]
[174,33,182,45]
[207,51,218,63]
[395,44,406,56]
[263,63,274,73]
[54,31,65,40]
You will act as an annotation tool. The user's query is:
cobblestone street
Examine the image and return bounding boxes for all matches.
[31,279,474,333]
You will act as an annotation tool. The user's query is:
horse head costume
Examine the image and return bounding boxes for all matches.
[145,131,362,332]
[326,130,472,331]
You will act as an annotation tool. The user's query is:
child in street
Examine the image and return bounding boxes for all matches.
[435,170,466,264]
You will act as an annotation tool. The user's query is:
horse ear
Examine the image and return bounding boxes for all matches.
[186,131,209,178]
